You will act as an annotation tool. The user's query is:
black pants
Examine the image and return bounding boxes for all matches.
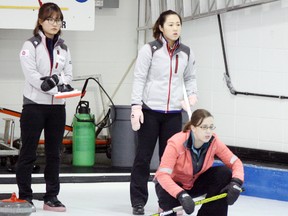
[156,166,232,216]
[16,104,65,201]
[130,109,182,207]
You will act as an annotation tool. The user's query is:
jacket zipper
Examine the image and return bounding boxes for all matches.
[167,51,173,112]
[55,50,59,69]
[44,37,54,103]
[175,55,178,74]
[166,43,179,112]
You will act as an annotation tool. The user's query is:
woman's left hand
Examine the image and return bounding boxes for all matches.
[220,178,243,205]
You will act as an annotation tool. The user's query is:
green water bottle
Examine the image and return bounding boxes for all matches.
[72,101,95,166]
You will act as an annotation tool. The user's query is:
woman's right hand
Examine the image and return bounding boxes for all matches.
[177,191,195,214]
[130,105,144,131]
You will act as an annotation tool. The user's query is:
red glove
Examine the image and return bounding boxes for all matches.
[130,105,144,131]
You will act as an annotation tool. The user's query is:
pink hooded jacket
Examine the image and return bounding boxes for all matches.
[154,131,244,198]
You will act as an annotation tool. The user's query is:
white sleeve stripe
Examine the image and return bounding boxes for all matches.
[158,167,173,174]
[230,155,238,164]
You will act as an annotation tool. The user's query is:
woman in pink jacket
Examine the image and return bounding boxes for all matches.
[154,109,244,216]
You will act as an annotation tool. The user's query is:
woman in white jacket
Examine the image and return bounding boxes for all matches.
[130,10,198,215]
[17,2,72,212]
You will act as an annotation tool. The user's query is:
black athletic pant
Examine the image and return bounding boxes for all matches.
[156,166,232,216]
[130,109,182,207]
[16,104,65,201]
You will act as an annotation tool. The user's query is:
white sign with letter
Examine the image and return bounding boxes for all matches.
[0,0,95,31]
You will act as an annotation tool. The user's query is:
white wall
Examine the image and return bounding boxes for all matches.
[181,1,288,153]
[1,0,288,154]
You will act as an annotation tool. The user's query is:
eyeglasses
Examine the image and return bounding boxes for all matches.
[199,125,216,131]
[46,18,62,26]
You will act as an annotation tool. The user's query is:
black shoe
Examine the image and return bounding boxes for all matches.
[133,205,144,215]
[43,197,66,212]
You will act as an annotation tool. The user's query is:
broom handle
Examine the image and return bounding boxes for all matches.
[150,193,228,216]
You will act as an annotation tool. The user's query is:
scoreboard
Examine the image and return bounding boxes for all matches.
[0,0,95,31]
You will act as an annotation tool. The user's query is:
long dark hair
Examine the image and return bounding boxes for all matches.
[152,10,182,39]
[183,109,213,132]
[33,2,63,36]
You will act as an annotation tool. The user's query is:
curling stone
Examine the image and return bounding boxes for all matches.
[0,193,33,216]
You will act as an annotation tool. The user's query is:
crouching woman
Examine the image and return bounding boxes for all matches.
[154,109,244,216]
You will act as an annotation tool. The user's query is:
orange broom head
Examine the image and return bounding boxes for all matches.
[54,90,82,99]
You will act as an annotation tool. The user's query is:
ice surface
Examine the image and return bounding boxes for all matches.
[0,182,287,216]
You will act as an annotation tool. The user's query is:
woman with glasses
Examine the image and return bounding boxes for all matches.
[154,109,244,216]
[17,2,72,212]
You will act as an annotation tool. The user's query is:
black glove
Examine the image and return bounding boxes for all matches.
[40,74,59,92]
[220,178,243,205]
[177,191,195,214]
[57,84,74,92]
